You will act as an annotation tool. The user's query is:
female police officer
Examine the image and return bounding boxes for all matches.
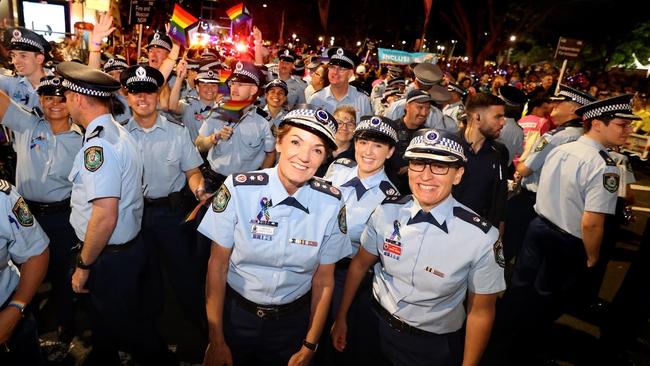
[322,115,399,363]
[331,128,506,366]
[198,107,352,366]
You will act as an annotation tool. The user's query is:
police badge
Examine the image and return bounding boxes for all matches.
[12,197,34,227]
[338,206,347,234]
[84,146,104,172]
[603,173,619,193]
[212,184,231,213]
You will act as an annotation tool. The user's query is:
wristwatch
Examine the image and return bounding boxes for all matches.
[302,339,318,352]
[7,301,26,316]
[76,254,92,270]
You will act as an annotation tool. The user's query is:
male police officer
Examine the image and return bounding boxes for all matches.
[0,27,51,109]
[57,62,173,365]
[276,49,306,109]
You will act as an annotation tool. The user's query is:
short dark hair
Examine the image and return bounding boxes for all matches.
[583,115,613,132]
[465,93,505,113]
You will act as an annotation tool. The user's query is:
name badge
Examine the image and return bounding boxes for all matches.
[382,238,402,260]
[250,220,278,241]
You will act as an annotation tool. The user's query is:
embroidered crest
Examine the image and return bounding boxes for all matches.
[338,206,347,234]
[493,239,505,268]
[603,173,619,193]
[534,138,549,152]
[212,184,231,213]
[12,197,34,227]
[84,146,104,172]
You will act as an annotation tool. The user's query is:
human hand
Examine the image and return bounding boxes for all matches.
[331,320,348,352]
[176,58,188,80]
[218,126,233,141]
[253,26,262,43]
[0,307,21,344]
[71,268,90,293]
[91,13,115,45]
[287,347,313,366]
[203,341,233,366]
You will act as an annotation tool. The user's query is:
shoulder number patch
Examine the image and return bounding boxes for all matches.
[84,146,104,172]
[603,173,619,193]
[338,206,347,234]
[212,184,231,213]
[12,197,34,227]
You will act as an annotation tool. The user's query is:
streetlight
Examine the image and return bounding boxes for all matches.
[292,33,297,40]
[262,3,267,7]
[449,40,457,58]
[510,35,516,42]
[506,35,516,64]
[356,41,361,46]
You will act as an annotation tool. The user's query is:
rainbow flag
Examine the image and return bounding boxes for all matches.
[215,99,252,122]
[226,3,249,20]
[169,4,198,46]
[218,70,232,95]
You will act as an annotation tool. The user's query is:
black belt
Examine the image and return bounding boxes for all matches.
[25,198,70,216]
[520,187,537,198]
[144,196,171,207]
[227,285,310,320]
[75,237,137,254]
[538,216,573,237]
[372,297,432,336]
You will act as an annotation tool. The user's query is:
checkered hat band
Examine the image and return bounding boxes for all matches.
[583,103,633,120]
[448,85,464,94]
[356,120,398,143]
[407,95,431,104]
[126,75,158,86]
[149,39,171,51]
[331,54,354,67]
[62,79,112,97]
[284,108,337,134]
[11,36,44,53]
[104,60,129,71]
[559,90,591,106]
[39,79,62,89]
[408,135,466,161]
[234,69,259,85]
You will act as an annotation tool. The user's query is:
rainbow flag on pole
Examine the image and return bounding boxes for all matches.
[226,3,250,20]
[169,4,198,46]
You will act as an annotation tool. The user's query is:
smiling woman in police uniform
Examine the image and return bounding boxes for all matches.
[331,128,506,366]
[199,107,352,366]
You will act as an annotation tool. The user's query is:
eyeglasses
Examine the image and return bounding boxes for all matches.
[338,122,356,130]
[408,160,452,175]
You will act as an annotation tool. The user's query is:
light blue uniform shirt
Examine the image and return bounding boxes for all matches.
[496,117,524,166]
[384,98,458,133]
[0,182,49,305]
[522,121,583,192]
[0,74,44,109]
[262,105,288,129]
[325,159,399,254]
[179,97,217,144]
[308,85,373,123]
[283,76,306,109]
[68,114,144,245]
[198,167,352,305]
[535,136,620,238]
[1,100,82,202]
[123,114,203,199]
[199,106,275,177]
[361,195,505,334]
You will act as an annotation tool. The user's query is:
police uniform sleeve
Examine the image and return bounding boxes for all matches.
[318,200,352,264]
[468,227,506,294]
[583,161,618,215]
[360,94,374,116]
[0,98,39,132]
[177,99,189,114]
[198,117,219,137]
[525,135,554,171]
[197,177,238,248]
[360,208,382,256]
[80,142,122,200]
[0,75,14,94]
[4,189,49,264]
[179,127,203,171]
[261,118,276,153]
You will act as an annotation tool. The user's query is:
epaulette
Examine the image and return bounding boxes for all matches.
[255,107,271,121]
[309,177,341,199]
[85,126,104,142]
[32,106,44,119]
[232,172,269,186]
[118,119,129,126]
[565,119,583,129]
[166,118,185,127]
[183,95,199,103]
[598,150,616,166]
[453,206,491,233]
[382,195,412,204]
[379,181,399,197]
[0,179,11,194]
[333,158,356,168]
[353,85,370,96]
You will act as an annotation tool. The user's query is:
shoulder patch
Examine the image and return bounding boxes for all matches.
[232,172,269,186]
[534,138,549,152]
[212,184,231,213]
[85,126,104,142]
[599,150,616,166]
[379,181,399,197]
[453,206,491,233]
[333,158,356,168]
[382,195,412,205]
[0,180,11,194]
[309,177,341,199]
[603,173,620,193]
[493,239,505,268]
[338,206,347,234]
[12,196,34,227]
[84,146,104,172]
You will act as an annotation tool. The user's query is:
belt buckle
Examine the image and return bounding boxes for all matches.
[255,306,278,319]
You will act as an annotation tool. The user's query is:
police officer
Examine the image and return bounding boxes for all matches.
[263,79,289,131]
[57,62,173,365]
[195,61,276,190]
[120,65,209,337]
[0,76,82,344]
[102,58,131,123]
[0,180,49,365]
[495,85,526,168]
[331,128,505,366]
[0,27,51,109]
[308,47,373,123]
[370,65,403,107]
[321,115,399,365]
[495,94,639,364]
[274,49,306,109]
[442,82,466,126]
[383,63,457,132]
[504,85,595,262]
[199,107,352,366]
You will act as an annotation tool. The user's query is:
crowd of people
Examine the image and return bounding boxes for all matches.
[0,11,648,366]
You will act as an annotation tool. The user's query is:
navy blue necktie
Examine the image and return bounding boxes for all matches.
[277,196,309,214]
[341,177,367,200]
[407,210,448,233]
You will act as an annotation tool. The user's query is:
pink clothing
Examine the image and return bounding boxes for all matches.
[514,115,551,164]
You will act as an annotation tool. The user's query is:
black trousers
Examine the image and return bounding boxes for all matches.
[502,189,537,263]
[0,302,44,366]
